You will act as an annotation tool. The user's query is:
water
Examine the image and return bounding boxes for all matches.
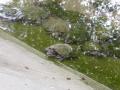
[0,0,12,4]
[0,0,120,59]
[0,0,120,89]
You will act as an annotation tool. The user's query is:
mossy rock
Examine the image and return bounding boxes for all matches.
[0,5,23,21]
[65,23,90,44]
[23,5,50,24]
[43,17,69,38]
[83,41,102,51]
[59,0,86,14]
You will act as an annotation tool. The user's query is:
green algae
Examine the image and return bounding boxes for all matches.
[0,0,120,89]
[7,22,120,90]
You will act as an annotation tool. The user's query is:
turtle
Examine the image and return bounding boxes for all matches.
[45,44,73,61]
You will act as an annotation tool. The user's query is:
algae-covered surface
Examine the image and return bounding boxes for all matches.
[0,0,120,90]
[8,22,120,90]
[0,30,95,90]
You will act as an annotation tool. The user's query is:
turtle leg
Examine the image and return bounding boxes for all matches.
[56,55,65,61]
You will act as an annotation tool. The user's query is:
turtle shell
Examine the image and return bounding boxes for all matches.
[46,44,73,57]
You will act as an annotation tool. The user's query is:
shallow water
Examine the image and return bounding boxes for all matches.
[0,0,12,4]
[0,0,120,90]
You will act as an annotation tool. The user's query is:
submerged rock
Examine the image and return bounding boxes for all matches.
[23,5,50,24]
[43,17,69,39]
[59,0,86,14]
[0,5,24,21]
[45,44,73,61]
[84,50,107,57]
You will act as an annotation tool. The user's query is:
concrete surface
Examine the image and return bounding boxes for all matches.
[0,30,111,90]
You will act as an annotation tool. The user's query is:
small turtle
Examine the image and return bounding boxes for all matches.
[45,44,73,61]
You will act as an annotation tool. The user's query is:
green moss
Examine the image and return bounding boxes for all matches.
[23,5,49,21]
[63,56,120,90]
[82,41,102,51]
[9,22,60,52]
[4,1,120,89]
[8,22,120,90]
[46,1,80,23]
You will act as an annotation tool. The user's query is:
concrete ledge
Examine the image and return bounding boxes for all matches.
[0,30,111,90]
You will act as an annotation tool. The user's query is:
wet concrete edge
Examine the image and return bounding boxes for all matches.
[0,30,112,90]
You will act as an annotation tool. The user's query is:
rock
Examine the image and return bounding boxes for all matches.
[23,5,50,24]
[82,41,101,51]
[66,77,71,80]
[84,50,107,57]
[0,5,24,21]
[43,17,69,39]
[45,44,73,60]
[59,0,85,14]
